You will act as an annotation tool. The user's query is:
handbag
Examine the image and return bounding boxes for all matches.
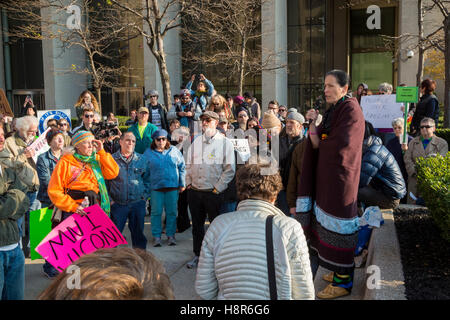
[51,163,86,223]
[265,215,277,300]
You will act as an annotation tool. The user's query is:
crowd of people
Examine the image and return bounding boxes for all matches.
[0,71,448,300]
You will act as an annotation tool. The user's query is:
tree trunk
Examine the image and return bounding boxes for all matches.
[444,17,450,128]
[156,35,171,110]
[417,0,424,86]
[238,38,246,96]
[95,86,102,115]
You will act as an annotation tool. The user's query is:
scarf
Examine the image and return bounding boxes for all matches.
[321,95,350,137]
[73,152,111,216]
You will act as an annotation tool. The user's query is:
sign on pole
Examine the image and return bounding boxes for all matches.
[396,87,419,144]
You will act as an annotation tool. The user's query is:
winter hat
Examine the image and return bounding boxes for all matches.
[261,112,281,129]
[180,89,191,97]
[151,129,168,140]
[286,111,305,124]
[72,130,94,148]
[234,96,245,105]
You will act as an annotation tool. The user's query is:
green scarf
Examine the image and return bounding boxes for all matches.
[73,152,111,216]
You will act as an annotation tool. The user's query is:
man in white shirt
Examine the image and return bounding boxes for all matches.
[185,111,235,269]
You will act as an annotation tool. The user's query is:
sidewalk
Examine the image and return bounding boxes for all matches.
[25,215,381,300]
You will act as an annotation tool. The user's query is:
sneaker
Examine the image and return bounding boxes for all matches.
[153,237,162,247]
[167,236,176,246]
[316,284,351,299]
[186,255,199,269]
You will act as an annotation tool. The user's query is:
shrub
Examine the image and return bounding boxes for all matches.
[435,128,450,146]
[416,152,450,242]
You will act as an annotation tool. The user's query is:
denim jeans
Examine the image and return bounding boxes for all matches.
[150,190,178,238]
[111,200,147,249]
[219,201,237,214]
[0,245,25,300]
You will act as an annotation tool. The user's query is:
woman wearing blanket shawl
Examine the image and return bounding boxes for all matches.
[296,70,365,299]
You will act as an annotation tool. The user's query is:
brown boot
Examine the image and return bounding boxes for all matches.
[322,272,334,283]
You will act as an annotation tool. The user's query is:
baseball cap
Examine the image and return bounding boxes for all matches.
[138,106,149,113]
[180,89,191,97]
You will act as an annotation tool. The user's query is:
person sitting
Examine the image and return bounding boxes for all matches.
[404,117,448,204]
[358,135,406,210]
[38,248,174,300]
[195,160,315,300]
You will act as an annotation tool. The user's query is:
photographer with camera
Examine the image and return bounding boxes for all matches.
[91,119,121,155]
[21,96,37,117]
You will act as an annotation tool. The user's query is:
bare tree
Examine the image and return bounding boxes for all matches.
[182,0,293,96]
[109,0,187,109]
[1,0,137,114]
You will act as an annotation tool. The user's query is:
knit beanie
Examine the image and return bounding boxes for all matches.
[261,112,281,129]
[72,130,94,147]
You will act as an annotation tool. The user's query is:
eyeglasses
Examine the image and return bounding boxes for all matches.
[155,137,167,141]
[59,123,68,126]
[420,125,434,129]
[150,95,158,98]
[279,109,287,112]
[84,114,94,118]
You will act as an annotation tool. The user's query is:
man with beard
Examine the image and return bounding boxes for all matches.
[184,111,235,269]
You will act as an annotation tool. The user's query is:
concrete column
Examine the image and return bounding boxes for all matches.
[397,0,419,87]
[41,3,87,117]
[0,16,5,91]
[261,0,288,112]
[143,0,181,106]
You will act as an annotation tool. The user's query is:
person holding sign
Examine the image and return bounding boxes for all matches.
[47,130,119,225]
[297,70,365,299]
[0,122,30,300]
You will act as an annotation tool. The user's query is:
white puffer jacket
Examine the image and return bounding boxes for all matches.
[195,199,315,300]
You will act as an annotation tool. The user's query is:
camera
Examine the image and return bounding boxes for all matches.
[92,121,120,140]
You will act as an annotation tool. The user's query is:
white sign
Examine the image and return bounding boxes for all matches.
[30,127,51,163]
[37,109,72,134]
[229,139,251,162]
[360,95,404,129]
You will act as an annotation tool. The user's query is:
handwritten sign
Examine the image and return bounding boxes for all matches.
[35,204,127,272]
[230,139,251,162]
[30,127,51,163]
[360,94,404,129]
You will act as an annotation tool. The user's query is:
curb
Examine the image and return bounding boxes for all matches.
[363,209,407,300]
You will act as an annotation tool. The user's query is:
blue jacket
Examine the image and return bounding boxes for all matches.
[186,78,214,111]
[360,136,406,200]
[142,146,186,190]
[106,151,151,205]
[127,122,158,154]
[36,150,59,205]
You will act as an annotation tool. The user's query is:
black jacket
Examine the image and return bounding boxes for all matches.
[360,136,406,200]
[411,94,439,133]
[148,103,168,131]
[279,132,304,188]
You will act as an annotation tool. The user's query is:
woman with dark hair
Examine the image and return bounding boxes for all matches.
[297,69,365,299]
[410,78,439,135]
[142,129,186,247]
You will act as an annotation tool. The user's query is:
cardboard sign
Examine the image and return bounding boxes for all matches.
[360,94,404,129]
[30,127,51,163]
[0,89,13,117]
[396,87,419,103]
[37,109,72,134]
[35,204,127,272]
[30,207,53,260]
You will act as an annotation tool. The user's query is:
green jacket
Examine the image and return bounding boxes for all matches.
[0,165,30,247]
[0,148,38,193]
[127,122,158,154]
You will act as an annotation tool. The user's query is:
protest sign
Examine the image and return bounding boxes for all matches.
[230,139,251,162]
[37,109,72,134]
[30,207,53,260]
[360,94,404,129]
[35,204,127,272]
[30,127,51,163]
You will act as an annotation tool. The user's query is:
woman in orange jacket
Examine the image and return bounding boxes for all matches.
[48,130,119,219]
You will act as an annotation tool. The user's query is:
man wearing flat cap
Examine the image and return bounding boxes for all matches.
[146,89,169,131]
[185,110,235,269]
[277,111,306,216]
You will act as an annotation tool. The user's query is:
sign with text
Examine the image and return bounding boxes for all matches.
[396,86,419,103]
[30,127,51,163]
[230,139,251,162]
[37,109,72,135]
[361,94,404,129]
[35,204,127,272]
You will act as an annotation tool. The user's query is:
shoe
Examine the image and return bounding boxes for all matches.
[186,256,199,269]
[316,284,351,299]
[323,272,334,283]
[153,237,162,247]
[167,236,176,246]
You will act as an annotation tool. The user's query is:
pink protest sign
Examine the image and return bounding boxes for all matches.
[36,204,127,272]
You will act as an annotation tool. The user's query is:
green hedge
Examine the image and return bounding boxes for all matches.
[416,152,450,242]
[435,129,450,146]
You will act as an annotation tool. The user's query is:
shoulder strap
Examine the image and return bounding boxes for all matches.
[265,215,277,300]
